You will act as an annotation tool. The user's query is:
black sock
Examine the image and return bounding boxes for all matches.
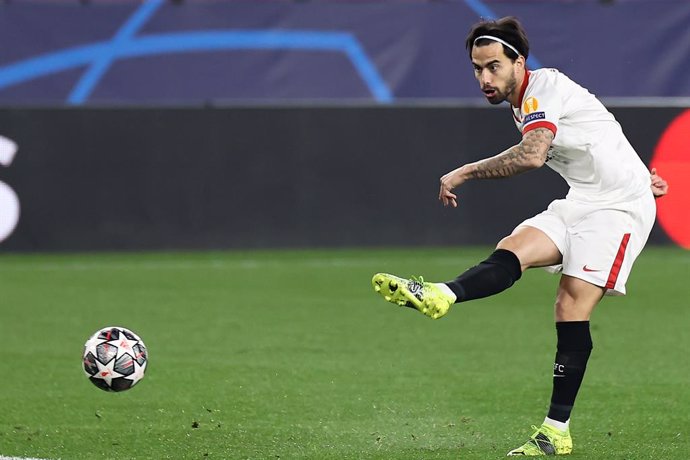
[444,249,522,303]
[548,321,593,423]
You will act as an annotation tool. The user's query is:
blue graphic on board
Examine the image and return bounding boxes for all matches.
[0,1,392,104]
[0,1,688,104]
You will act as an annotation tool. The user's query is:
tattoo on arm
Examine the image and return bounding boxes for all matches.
[469,128,554,179]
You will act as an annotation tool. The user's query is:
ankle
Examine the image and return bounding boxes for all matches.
[435,283,457,302]
[544,416,569,433]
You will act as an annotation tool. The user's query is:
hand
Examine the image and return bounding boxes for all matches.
[650,167,668,198]
[439,166,468,208]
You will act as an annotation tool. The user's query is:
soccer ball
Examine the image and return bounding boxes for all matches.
[82,326,148,392]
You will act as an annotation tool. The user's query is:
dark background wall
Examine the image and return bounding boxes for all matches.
[0,106,679,251]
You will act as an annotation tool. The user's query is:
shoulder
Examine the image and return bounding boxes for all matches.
[523,68,583,105]
[530,68,589,94]
[527,68,562,90]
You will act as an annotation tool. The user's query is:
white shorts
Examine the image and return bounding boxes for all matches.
[516,193,656,295]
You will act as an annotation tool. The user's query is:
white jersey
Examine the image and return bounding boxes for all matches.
[511,68,651,208]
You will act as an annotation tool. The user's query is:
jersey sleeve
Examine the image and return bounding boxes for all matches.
[521,72,561,137]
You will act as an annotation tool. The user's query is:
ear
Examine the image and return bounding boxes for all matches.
[515,55,526,69]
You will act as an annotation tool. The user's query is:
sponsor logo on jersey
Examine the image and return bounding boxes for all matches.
[523,96,539,114]
[523,111,545,124]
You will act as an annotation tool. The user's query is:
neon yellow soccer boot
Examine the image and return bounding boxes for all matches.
[371,273,454,319]
[507,423,573,456]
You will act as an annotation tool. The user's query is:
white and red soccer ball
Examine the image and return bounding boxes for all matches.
[82,326,148,392]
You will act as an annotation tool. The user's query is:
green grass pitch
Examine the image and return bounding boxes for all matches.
[0,247,687,459]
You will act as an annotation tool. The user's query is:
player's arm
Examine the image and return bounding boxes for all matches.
[439,127,554,207]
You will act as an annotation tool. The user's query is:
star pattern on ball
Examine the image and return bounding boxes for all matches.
[84,335,105,359]
[107,330,140,360]
[131,358,147,383]
[94,356,125,386]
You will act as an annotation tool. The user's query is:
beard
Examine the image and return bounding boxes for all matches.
[484,73,518,105]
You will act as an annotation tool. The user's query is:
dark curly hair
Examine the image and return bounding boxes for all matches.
[465,16,530,61]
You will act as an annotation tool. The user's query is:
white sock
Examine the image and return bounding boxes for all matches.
[544,416,569,432]
[435,283,457,302]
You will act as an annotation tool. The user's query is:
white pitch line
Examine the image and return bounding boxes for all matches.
[0,456,56,460]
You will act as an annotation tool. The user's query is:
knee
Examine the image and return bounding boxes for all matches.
[554,295,575,320]
[555,285,585,318]
[554,291,597,322]
[554,276,605,321]
[496,228,561,271]
[496,236,528,272]
[496,234,519,252]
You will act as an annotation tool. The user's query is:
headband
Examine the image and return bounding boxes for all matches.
[474,35,521,57]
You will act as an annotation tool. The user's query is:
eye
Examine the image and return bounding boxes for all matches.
[489,63,500,72]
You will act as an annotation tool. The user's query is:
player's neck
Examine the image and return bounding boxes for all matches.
[508,67,528,108]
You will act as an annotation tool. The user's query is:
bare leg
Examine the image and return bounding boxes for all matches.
[554,275,605,321]
[497,225,562,271]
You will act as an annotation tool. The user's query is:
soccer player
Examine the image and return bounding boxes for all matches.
[371,16,669,456]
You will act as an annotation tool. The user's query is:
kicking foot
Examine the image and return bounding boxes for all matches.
[371,273,453,319]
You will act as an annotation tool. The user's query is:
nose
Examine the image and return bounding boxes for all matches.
[479,69,492,86]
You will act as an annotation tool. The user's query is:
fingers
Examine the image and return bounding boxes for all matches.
[649,167,668,197]
[650,171,669,197]
[439,195,457,207]
[439,167,464,207]
[438,188,457,207]
[652,176,667,187]
[440,195,457,207]
[443,198,458,208]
